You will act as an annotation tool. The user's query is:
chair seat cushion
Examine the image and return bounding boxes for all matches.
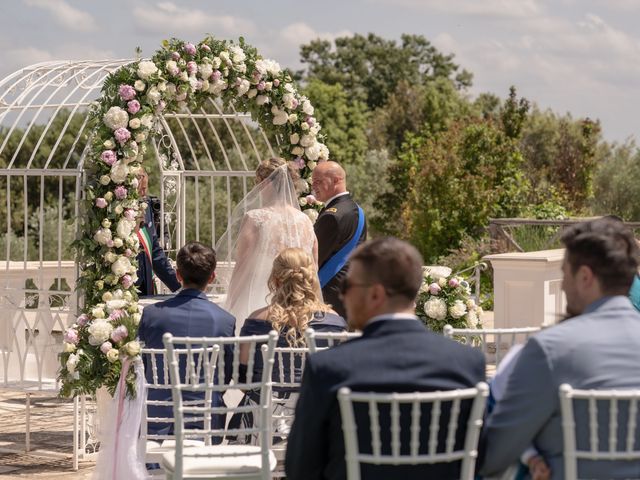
[161,445,276,475]
[147,439,205,454]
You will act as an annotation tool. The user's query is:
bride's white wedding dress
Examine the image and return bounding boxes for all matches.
[216,165,317,329]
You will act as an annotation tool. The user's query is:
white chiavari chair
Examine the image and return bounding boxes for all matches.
[304,328,362,354]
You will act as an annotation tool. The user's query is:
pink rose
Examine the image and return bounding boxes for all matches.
[293,157,305,169]
[127,100,141,114]
[124,248,133,257]
[306,194,317,205]
[186,61,198,75]
[114,128,131,145]
[171,51,181,61]
[95,198,108,209]
[273,79,280,87]
[121,274,133,289]
[114,185,128,200]
[183,43,196,56]
[201,44,211,52]
[428,283,441,295]
[108,309,125,322]
[211,70,222,81]
[306,116,315,127]
[106,239,115,248]
[448,278,460,288]
[100,341,113,354]
[124,209,136,221]
[64,328,79,344]
[118,84,136,101]
[156,100,166,113]
[77,314,89,326]
[110,325,128,343]
[257,81,266,91]
[101,150,117,166]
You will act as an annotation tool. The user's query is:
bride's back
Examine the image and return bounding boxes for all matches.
[245,206,315,258]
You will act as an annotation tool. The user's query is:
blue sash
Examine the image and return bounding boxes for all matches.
[318,206,365,288]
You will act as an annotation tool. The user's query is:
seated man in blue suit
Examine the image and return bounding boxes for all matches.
[138,241,236,436]
[285,237,486,480]
[479,217,640,479]
[135,169,181,296]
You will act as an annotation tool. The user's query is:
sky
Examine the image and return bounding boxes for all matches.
[1,0,640,144]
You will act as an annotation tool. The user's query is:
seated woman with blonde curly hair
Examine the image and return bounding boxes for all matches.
[229,247,346,444]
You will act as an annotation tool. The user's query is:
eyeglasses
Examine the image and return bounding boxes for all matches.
[338,277,373,297]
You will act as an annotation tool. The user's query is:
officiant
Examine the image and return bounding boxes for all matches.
[135,169,181,296]
[311,161,367,317]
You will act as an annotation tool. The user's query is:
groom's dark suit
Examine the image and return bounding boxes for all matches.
[314,193,366,317]
[138,289,236,435]
[285,318,486,480]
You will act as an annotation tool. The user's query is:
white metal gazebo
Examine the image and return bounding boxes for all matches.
[0,58,277,462]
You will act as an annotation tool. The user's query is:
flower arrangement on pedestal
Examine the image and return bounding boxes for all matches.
[58,36,329,398]
[415,273,483,333]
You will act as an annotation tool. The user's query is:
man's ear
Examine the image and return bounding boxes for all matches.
[207,270,216,285]
[577,264,595,286]
[176,269,184,286]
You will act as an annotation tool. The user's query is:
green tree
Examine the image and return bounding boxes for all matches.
[298,33,472,110]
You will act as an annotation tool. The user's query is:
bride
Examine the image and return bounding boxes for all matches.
[216,157,318,328]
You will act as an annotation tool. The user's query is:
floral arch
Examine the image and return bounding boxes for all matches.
[6,37,327,397]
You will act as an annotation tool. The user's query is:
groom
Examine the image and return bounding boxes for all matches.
[312,161,367,317]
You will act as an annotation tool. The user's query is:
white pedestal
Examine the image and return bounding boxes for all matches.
[484,249,566,328]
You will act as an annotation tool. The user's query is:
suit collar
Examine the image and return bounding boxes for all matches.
[586,295,633,314]
[361,317,425,337]
[324,192,351,209]
[176,288,208,300]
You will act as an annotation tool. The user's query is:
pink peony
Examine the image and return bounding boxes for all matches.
[306,116,315,127]
[124,248,133,257]
[428,283,442,295]
[121,274,133,289]
[101,150,117,166]
[118,84,136,101]
[273,79,280,87]
[110,325,128,343]
[306,194,317,205]
[186,61,198,75]
[171,51,181,61]
[293,157,305,169]
[106,239,114,248]
[95,198,108,208]
[114,128,131,144]
[114,185,128,200]
[124,209,136,221]
[211,70,222,81]
[257,81,266,91]
[183,43,196,56]
[100,341,113,354]
[76,314,89,326]
[108,309,126,322]
[448,278,460,288]
[127,100,141,115]
[64,328,79,344]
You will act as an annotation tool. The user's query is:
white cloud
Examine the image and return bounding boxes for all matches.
[372,0,541,18]
[132,2,256,36]
[279,22,352,47]
[23,0,98,32]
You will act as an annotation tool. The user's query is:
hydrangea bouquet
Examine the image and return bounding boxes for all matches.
[415,273,483,333]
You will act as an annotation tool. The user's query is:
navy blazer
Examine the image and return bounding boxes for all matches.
[285,318,486,480]
[135,200,181,296]
[138,288,236,435]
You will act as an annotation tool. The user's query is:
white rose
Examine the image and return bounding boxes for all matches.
[247,88,257,98]
[135,133,147,143]
[288,114,298,124]
[284,83,295,93]
[300,122,309,131]
[106,349,120,363]
[103,139,116,149]
[199,63,213,79]
[103,107,129,130]
[132,312,142,325]
[305,143,322,161]
[291,146,304,156]
[255,95,270,105]
[91,306,106,319]
[146,87,161,105]
[465,309,479,326]
[300,134,315,148]
[318,144,330,161]
[466,298,476,309]
[113,237,123,248]
[308,161,317,170]
[302,100,314,116]
[310,125,320,135]
[88,320,113,346]
[165,83,177,97]
[93,228,112,246]
[230,45,246,63]
[129,118,141,130]
[282,93,297,110]
[179,71,189,82]
[211,57,221,69]
[102,292,113,302]
[209,80,228,95]
[114,205,124,215]
[299,197,308,207]
[124,340,141,357]
[66,353,79,373]
[140,114,154,129]
[137,60,158,80]
[272,113,288,126]
[290,133,300,144]
[110,161,129,184]
[438,277,447,287]
[106,298,128,311]
[63,342,76,353]
[220,51,231,64]
[134,80,146,91]
[104,252,117,264]
[264,81,273,91]
[303,209,319,223]
[111,256,133,277]
[116,218,135,239]
[449,300,468,319]
[236,79,250,96]
[425,298,447,321]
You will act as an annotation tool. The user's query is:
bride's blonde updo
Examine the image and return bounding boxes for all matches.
[267,247,330,345]
[255,157,301,190]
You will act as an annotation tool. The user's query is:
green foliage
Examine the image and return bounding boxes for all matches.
[298,33,472,110]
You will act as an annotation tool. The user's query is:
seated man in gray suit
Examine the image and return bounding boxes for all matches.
[479,217,640,479]
[285,237,485,480]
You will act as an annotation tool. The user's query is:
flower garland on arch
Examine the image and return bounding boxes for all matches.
[58,36,329,397]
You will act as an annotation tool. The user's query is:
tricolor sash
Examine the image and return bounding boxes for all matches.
[137,226,156,294]
[318,206,365,288]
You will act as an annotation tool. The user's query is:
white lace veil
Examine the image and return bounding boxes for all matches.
[215,164,316,330]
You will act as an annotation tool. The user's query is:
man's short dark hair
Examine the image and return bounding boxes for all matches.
[561,217,639,294]
[350,237,424,303]
[176,241,217,288]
